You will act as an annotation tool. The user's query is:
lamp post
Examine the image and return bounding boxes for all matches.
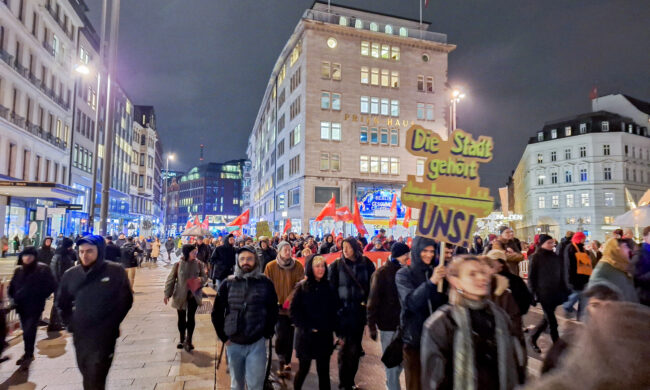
[449,88,466,136]
[163,154,174,237]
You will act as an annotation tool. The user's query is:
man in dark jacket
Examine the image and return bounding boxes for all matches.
[256,236,277,271]
[395,236,449,390]
[212,245,278,390]
[164,237,175,262]
[56,235,132,389]
[49,237,77,331]
[367,242,410,390]
[555,231,574,256]
[115,233,126,248]
[120,237,143,293]
[36,237,55,265]
[9,247,57,369]
[631,226,650,306]
[104,236,121,263]
[209,233,236,287]
[328,237,376,390]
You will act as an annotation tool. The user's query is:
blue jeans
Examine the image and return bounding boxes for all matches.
[563,291,585,319]
[226,338,267,390]
[380,330,403,390]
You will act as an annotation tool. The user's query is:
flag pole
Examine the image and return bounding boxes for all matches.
[419,0,422,29]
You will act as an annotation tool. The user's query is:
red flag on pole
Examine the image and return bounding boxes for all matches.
[283,219,292,235]
[201,217,209,231]
[315,196,337,221]
[227,209,250,227]
[193,216,200,227]
[589,86,598,100]
[184,218,193,231]
[352,198,368,236]
[388,193,397,228]
[402,207,412,228]
[334,207,353,222]
[331,226,336,237]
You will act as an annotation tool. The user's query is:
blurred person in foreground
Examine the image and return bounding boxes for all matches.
[631,226,650,306]
[587,238,638,303]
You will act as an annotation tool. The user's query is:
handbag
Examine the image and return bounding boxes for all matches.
[573,243,593,276]
[381,327,403,368]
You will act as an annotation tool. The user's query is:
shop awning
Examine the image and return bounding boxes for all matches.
[0,181,83,202]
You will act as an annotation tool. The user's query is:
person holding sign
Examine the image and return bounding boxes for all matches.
[395,237,450,390]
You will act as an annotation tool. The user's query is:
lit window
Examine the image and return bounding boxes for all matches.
[320,153,329,170]
[320,122,331,140]
[331,123,341,141]
[380,128,389,145]
[390,129,398,146]
[581,193,590,207]
[566,194,574,207]
[360,96,369,113]
[370,127,378,144]
[391,46,400,60]
[601,121,609,131]
[416,159,424,176]
[551,129,557,139]
[371,68,379,85]
[391,71,399,88]
[332,63,341,80]
[604,192,614,207]
[381,69,389,87]
[331,93,341,110]
[552,195,559,208]
[425,104,433,120]
[321,92,330,109]
[537,132,544,141]
[360,155,369,173]
[604,216,614,224]
[385,24,393,34]
[538,196,545,209]
[426,77,434,92]
[370,22,378,32]
[321,62,331,79]
[371,43,379,58]
[580,168,588,182]
[361,41,369,56]
[565,126,572,136]
[360,126,368,143]
[331,153,340,171]
[390,157,399,174]
[370,97,379,114]
[417,103,425,119]
[361,67,369,84]
[381,44,390,59]
[355,19,363,29]
[380,98,389,116]
[380,157,389,174]
[370,156,379,173]
[338,16,347,26]
[399,27,408,37]
[579,123,587,133]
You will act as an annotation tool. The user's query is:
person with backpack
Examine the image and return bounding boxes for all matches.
[120,237,143,293]
[164,244,207,352]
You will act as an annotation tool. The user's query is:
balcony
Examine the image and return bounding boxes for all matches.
[9,112,26,129]
[0,105,9,120]
[0,49,13,66]
[42,41,55,57]
[44,3,75,41]
[13,61,28,77]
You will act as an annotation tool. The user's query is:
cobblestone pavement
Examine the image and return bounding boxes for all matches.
[0,257,570,390]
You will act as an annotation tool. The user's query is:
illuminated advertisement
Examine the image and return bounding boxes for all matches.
[356,188,405,220]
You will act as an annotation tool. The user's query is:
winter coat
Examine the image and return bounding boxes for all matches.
[328,253,376,336]
[196,243,210,263]
[211,250,278,345]
[470,236,484,255]
[318,235,335,254]
[367,259,402,332]
[395,236,448,347]
[151,241,161,258]
[165,239,175,252]
[120,242,143,268]
[290,257,339,360]
[256,245,277,271]
[50,249,77,282]
[632,242,650,306]
[105,242,121,262]
[115,238,126,248]
[421,301,523,390]
[489,238,524,275]
[565,242,590,291]
[529,248,570,307]
[555,236,570,257]
[209,237,236,281]
[498,267,533,315]
[164,257,208,310]
[36,243,55,265]
[588,262,638,303]
[9,260,56,316]
[55,235,133,340]
[263,258,304,316]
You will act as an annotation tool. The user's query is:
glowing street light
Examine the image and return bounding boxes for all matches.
[163,153,175,236]
[74,64,91,75]
[449,88,467,135]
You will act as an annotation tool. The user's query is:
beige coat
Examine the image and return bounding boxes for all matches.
[164,258,207,310]
[151,241,161,258]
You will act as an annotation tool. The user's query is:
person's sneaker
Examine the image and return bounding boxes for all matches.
[183,341,192,352]
[176,342,183,349]
[15,355,25,366]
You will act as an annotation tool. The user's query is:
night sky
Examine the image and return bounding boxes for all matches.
[86,0,650,195]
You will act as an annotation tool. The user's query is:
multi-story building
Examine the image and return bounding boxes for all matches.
[166,160,246,235]
[247,2,454,235]
[513,95,650,242]
[0,0,85,239]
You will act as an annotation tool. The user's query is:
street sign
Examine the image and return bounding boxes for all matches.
[56,203,83,210]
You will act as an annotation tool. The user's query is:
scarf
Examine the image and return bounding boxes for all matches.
[600,238,632,277]
[277,255,296,270]
[451,299,510,390]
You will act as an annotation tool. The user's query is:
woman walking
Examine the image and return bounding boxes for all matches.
[151,238,161,263]
[290,255,339,390]
[421,255,524,389]
[164,244,207,352]
[8,247,57,370]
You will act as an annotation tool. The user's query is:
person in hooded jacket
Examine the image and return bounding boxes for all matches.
[8,247,57,370]
[318,234,335,254]
[469,236,484,255]
[527,234,571,353]
[104,236,121,263]
[49,237,77,331]
[290,255,339,390]
[587,238,638,303]
[328,237,376,390]
[56,235,133,390]
[255,236,277,271]
[395,237,448,390]
[209,233,236,288]
[563,231,590,319]
[212,245,278,390]
[330,236,345,253]
[555,231,574,257]
[165,237,175,262]
[486,250,533,317]
[36,236,55,265]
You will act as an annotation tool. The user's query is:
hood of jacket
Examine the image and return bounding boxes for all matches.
[601,238,631,274]
[17,246,39,267]
[304,254,328,283]
[55,237,74,255]
[233,247,263,279]
[76,235,106,267]
[410,236,438,272]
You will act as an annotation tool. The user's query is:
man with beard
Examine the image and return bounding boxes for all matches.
[212,246,278,390]
[264,241,304,378]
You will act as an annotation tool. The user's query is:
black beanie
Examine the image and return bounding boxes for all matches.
[537,234,553,247]
[182,244,195,259]
[391,242,410,259]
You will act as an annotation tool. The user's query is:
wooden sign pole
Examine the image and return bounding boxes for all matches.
[437,241,445,293]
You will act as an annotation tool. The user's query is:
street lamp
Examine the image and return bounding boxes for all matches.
[163,153,175,237]
[449,88,466,136]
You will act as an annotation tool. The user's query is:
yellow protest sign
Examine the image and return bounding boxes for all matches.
[256,221,272,239]
[401,126,494,247]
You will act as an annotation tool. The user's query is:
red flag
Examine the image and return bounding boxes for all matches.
[425,0,430,8]
[227,209,250,227]
[202,217,209,230]
[334,206,353,222]
[315,196,337,221]
[352,198,368,236]
[283,219,292,235]
[402,207,412,228]
[589,86,598,100]
[193,216,200,227]
[184,219,193,231]
[388,193,397,228]
[331,226,336,237]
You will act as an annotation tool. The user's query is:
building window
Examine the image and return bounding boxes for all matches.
[371,42,379,58]
[289,187,300,207]
[361,41,369,56]
[390,129,399,146]
[551,172,557,184]
[625,145,629,156]
[370,156,379,173]
[360,126,368,143]
[416,159,425,176]
[289,155,300,176]
[321,92,330,109]
[370,68,379,85]
[381,98,389,116]
[392,100,401,117]
[380,157,389,174]
[579,146,586,157]
[581,193,590,207]
[417,103,425,120]
[361,67,369,84]
[360,96,369,113]
[604,192,614,207]
[360,155,369,173]
[370,127,378,144]
[391,71,399,88]
[565,126,572,136]
[603,216,614,224]
[537,175,544,185]
[332,63,341,80]
[331,153,340,171]
[426,77,434,92]
[565,170,572,183]
[380,128,389,145]
[601,121,609,131]
[565,148,571,159]
[276,165,284,182]
[290,98,301,120]
[580,123,587,134]
[381,69,389,87]
[320,152,329,170]
[537,153,543,164]
[331,123,341,140]
[370,97,379,114]
[551,151,557,161]
[551,195,559,208]
[603,144,610,155]
[320,122,341,141]
[391,46,400,60]
[580,168,588,182]
[384,24,393,34]
[551,129,557,139]
[603,167,612,181]
[321,61,331,79]
[290,125,301,147]
[537,132,544,142]
[538,196,545,209]
[370,22,378,31]
[390,157,399,174]
[566,193,574,207]
[332,93,341,110]
[399,27,408,37]
[417,75,424,92]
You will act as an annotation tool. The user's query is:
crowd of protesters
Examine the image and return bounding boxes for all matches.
[1,224,649,389]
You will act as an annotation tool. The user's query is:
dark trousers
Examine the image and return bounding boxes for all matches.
[532,301,560,343]
[294,356,330,390]
[19,313,40,358]
[177,293,198,343]
[403,344,422,390]
[74,336,116,390]
[338,326,364,389]
[49,294,62,330]
[275,314,295,366]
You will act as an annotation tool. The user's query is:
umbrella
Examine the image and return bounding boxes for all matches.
[613,205,650,227]
[180,225,211,237]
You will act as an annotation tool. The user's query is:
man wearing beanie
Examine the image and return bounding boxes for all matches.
[212,245,278,390]
[263,240,304,378]
[367,242,410,390]
[563,231,590,319]
[56,235,133,389]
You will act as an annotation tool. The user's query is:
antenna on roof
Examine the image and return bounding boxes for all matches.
[200,144,204,162]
